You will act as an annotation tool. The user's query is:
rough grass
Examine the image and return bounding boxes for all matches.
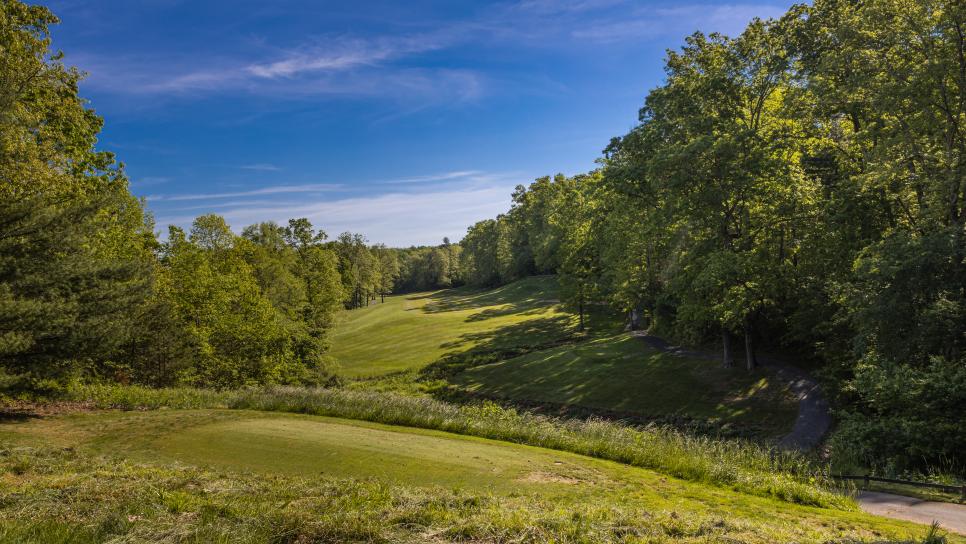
[452,333,798,438]
[1,441,951,544]
[65,383,845,509]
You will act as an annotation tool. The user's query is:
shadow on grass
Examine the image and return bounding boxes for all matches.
[0,409,41,423]
[421,276,560,316]
[423,315,581,378]
[410,306,784,441]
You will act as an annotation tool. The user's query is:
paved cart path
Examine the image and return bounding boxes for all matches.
[631,332,831,451]
[858,491,966,535]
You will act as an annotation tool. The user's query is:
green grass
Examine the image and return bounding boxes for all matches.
[328,276,575,377]
[453,333,798,438]
[1,408,958,543]
[63,384,841,508]
[330,276,799,440]
[1,409,648,494]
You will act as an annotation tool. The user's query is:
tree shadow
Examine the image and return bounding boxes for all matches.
[463,305,557,322]
[0,409,41,423]
[421,314,582,380]
[414,306,782,441]
[421,276,559,316]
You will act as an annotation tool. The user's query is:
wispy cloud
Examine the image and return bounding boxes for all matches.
[157,184,517,246]
[240,163,282,172]
[77,31,457,97]
[244,35,440,79]
[151,171,528,246]
[146,183,342,202]
[380,170,485,184]
[570,3,789,42]
[71,1,787,111]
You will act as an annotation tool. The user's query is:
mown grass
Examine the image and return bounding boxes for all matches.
[328,276,576,377]
[330,276,799,440]
[66,383,845,509]
[10,409,636,494]
[1,441,950,544]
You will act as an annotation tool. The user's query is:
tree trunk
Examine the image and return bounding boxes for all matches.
[744,323,757,371]
[722,330,734,368]
[578,294,585,332]
[381,292,385,303]
[629,307,643,331]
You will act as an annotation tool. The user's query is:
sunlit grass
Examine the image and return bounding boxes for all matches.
[1,441,946,544]
[328,276,574,377]
[67,383,844,509]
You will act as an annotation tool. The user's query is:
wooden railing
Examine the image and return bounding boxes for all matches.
[834,474,966,500]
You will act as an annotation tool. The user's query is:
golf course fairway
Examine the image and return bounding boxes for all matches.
[1,408,959,543]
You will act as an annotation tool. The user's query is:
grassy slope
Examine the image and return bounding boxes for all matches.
[453,334,797,437]
[328,276,575,377]
[1,408,953,543]
[330,276,796,438]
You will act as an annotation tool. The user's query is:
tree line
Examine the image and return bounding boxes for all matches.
[458,0,965,474]
[0,1,461,390]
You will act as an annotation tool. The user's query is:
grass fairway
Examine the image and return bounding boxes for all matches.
[330,275,797,438]
[1,408,956,543]
[453,333,798,437]
[329,276,574,377]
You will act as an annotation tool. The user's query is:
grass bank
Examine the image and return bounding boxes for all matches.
[66,383,847,509]
[329,276,799,440]
[452,333,798,438]
[1,439,949,544]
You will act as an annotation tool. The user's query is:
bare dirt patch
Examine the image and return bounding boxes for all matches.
[519,471,584,485]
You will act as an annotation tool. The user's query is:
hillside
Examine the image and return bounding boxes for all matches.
[328,276,576,378]
[0,405,954,543]
[329,276,798,439]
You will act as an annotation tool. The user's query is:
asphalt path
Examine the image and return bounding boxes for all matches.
[858,491,966,535]
[631,331,831,450]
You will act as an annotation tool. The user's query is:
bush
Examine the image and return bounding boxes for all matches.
[830,357,966,476]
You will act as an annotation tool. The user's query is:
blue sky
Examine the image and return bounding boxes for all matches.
[48,0,791,246]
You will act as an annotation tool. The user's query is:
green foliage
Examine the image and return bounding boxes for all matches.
[831,357,966,475]
[460,218,508,286]
[0,0,153,387]
[393,241,462,292]
[455,0,966,473]
[0,194,150,385]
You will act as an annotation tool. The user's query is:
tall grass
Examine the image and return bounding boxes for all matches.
[1,444,930,544]
[71,383,231,409]
[67,384,852,510]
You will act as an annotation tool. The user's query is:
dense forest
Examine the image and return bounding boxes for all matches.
[1,0,963,480]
